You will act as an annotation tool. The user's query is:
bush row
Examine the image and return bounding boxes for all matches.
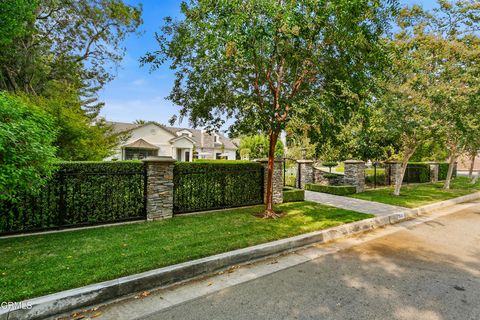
[283,187,305,202]
[1,161,145,234]
[404,163,430,183]
[173,161,264,213]
[305,184,357,196]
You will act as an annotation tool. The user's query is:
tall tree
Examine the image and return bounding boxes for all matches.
[0,0,142,160]
[143,0,398,217]
[397,1,480,190]
[0,0,142,114]
[379,33,439,196]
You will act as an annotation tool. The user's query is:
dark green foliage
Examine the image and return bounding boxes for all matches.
[55,161,143,174]
[283,187,305,202]
[0,161,145,234]
[322,161,338,168]
[174,161,264,213]
[404,163,430,183]
[305,184,357,196]
[0,92,57,201]
[323,173,340,179]
[438,163,450,180]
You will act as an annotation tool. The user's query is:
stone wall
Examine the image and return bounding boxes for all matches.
[344,160,365,193]
[312,168,344,186]
[143,157,176,220]
[385,161,402,186]
[258,159,284,204]
[428,162,439,183]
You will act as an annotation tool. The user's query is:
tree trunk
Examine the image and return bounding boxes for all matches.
[263,130,280,218]
[468,152,476,180]
[443,145,457,190]
[393,147,416,196]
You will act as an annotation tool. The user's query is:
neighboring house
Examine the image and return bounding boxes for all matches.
[105,121,237,161]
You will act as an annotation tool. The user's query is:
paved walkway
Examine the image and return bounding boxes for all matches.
[305,190,405,216]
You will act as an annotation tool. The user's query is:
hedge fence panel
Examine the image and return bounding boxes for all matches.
[173,161,264,214]
[0,161,146,235]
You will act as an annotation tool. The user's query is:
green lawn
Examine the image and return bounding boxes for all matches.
[0,202,372,302]
[350,177,480,208]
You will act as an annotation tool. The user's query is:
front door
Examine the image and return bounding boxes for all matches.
[185,151,190,162]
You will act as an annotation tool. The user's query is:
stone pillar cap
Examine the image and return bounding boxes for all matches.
[296,160,314,163]
[344,160,365,164]
[142,156,176,163]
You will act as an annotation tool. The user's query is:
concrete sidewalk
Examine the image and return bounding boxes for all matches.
[305,190,405,216]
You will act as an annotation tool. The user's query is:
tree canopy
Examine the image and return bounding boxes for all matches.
[143,0,398,216]
[0,0,142,161]
[0,92,57,201]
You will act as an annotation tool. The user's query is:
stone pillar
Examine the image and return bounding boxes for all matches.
[385,161,402,186]
[344,160,365,193]
[143,156,176,220]
[427,162,439,183]
[296,160,314,189]
[258,159,284,204]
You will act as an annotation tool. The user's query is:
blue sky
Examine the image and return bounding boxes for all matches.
[98,0,439,128]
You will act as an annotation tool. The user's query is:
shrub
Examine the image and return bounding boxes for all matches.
[1,161,145,234]
[322,161,338,173]
[0,92,57,201]
[305,184,356,195]
[323,173,340,179]
[283,187,304,202]
[174,161,264,213]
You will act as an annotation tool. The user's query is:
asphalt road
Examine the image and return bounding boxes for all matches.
[141,203,480,320]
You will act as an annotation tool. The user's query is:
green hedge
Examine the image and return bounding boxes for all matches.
[405,163,430,183]
[283,187,305,202]
[174,161,264,213]
[0,161,145,234]
[323,173,340,179]
[305,184,356,195]
[438,163,449,180]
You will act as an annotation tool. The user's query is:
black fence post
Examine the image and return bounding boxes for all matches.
[58,171,66,227]
[373,162,377,189]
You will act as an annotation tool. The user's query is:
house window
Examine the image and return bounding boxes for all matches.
[216,152,222,159]
[214,135,219,143]
[124,148,157,160]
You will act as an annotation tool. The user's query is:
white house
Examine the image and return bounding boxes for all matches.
[105,121,238,161]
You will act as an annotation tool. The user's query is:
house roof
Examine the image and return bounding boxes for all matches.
[107,121,237,150]
[123,138,159,149]
[169,135,196,144]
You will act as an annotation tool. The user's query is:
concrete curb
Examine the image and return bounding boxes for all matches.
[2,191,479,320]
